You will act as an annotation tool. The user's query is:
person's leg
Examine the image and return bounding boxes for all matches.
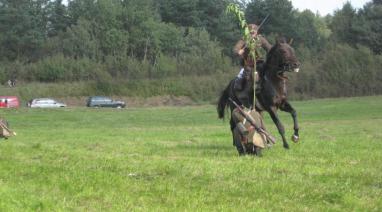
[234,68,245,91]
[255,61,265,93]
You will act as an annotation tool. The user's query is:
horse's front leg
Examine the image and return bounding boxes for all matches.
[229,118,236,146]
[268,108,289,149]
[280,101,299,143]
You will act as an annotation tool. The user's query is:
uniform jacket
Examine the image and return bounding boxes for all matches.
[233,35,272,68]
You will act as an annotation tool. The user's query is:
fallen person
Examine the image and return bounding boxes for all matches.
[0,118,16,139]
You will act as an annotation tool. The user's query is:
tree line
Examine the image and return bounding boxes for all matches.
[0,0,381,99]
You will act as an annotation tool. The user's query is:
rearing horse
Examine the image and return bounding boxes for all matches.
[217,38,300,150]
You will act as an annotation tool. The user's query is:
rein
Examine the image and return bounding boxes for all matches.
[265,64,286,75]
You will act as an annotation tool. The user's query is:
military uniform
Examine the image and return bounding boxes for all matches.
[0,118,16,139]
[233,25,271,91]
[232,107,269,155]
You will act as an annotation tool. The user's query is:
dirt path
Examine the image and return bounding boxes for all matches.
[56,95,197,107]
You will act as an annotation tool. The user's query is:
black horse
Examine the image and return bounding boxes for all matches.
[217,38,300,150]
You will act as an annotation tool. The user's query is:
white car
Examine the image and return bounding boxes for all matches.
[28,98,67,108]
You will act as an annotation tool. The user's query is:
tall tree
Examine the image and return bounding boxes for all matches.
[0,0,49,60]
[47,0,70,37]
[293,10,330,49]
[61,18,98,59]
[329,2,357,44]
[245,0,297,38]
[356,1,382,54]
[158,0,202,27]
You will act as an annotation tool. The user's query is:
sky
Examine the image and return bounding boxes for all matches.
[290,0,371,15]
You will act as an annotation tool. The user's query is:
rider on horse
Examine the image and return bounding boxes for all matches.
[233,24,272,91]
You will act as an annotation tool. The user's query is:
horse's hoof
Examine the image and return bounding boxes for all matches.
[291,135,299,143]
[283,144,289,149]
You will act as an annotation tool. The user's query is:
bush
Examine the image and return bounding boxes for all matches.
[153,54,177,78]
[319,44,376,97]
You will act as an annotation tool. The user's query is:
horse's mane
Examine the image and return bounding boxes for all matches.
[266,37,288,61]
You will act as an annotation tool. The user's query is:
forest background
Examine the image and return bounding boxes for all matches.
[0,0,381,102]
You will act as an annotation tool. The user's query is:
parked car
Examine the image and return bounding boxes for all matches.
[0,96,20,108]
[27,98,67,108]
[86,96,126,108]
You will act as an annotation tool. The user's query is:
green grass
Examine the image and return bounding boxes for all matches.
[0,96,381,211]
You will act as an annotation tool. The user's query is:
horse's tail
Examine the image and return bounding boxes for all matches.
[217,81,231,119]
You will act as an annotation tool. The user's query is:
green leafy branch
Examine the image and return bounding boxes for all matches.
[226,3,257,61]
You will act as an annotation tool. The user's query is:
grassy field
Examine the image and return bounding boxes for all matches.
[0,96,381,211]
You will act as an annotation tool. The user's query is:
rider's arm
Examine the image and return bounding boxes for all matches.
[258,35,272,53]
[233,39,246,56]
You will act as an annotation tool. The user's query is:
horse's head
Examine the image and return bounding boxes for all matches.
[266,37,300,75]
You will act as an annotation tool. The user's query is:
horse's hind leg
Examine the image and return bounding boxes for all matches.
[268,108,289,149]
[280,101,299,143]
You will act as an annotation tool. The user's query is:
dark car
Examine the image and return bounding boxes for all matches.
[86,96,126,108]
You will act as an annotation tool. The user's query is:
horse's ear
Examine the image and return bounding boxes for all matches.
[276,36,287,45]
[289,38,294,45]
